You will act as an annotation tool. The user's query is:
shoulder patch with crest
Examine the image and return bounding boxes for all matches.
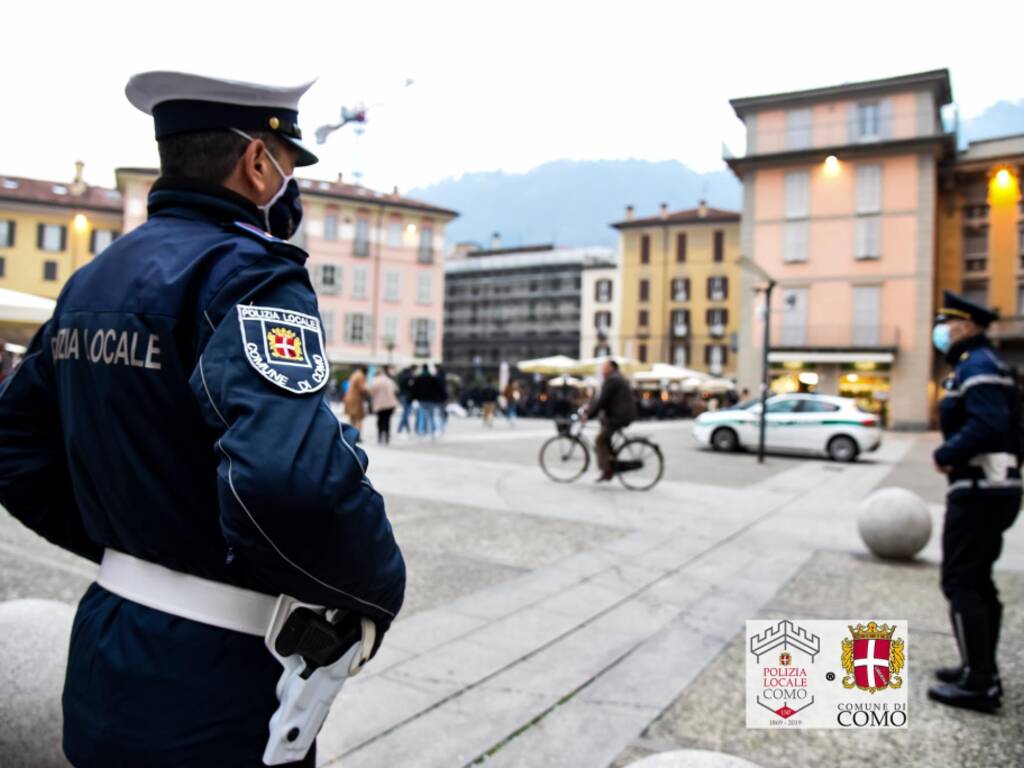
[237,305,329,394]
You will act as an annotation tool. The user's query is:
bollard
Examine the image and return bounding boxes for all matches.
[857,487,932,560]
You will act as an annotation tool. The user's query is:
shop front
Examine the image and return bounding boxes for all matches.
[768,351,896,426]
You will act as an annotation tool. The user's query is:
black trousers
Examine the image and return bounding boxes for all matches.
[941,492,1020,678]
[376,408,395,443]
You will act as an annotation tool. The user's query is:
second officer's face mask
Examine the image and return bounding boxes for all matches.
[232,128,303,240]
[932,322,952,354]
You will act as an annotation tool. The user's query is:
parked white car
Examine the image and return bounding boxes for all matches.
[692,393,881,462]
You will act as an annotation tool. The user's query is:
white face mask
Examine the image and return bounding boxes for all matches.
[230,128,303,239]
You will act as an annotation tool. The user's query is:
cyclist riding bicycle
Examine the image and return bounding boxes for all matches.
[581,359,637,482]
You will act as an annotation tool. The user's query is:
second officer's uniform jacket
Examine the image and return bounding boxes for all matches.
[935,334,1022,499]
[0,178,405,764]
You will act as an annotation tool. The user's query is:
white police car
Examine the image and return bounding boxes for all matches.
[692,393,881,462]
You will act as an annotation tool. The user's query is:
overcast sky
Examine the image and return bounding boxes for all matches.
[5,0,1023,194]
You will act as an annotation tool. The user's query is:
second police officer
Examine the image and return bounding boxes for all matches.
[928,290,1021,713]
[0,71,405,766]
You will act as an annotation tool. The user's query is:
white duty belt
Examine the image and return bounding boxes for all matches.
[97,548,278,635]
[97,548,377,766]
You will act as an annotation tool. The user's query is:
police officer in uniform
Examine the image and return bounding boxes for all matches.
[0,72,405,765]
[928,290,1020,713]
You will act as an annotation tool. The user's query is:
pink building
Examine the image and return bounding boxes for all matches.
[726,70,954,428]
[116,170,457,368]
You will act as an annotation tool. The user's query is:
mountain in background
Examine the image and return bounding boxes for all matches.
[959,99,1024,147]
[409,101,1024,250]
[408,159,741,249]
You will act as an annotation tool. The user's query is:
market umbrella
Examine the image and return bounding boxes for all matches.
[0,288,55,324]
[575,355,646,375]
[547,375,584,387]
[516,355,580,375]
[633,363,710,383]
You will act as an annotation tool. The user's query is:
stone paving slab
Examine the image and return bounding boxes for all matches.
[610,551,1024,768]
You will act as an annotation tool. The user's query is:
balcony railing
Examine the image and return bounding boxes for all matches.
[672,324,689,338]
[418,246,434,264]
[353,239,370,258]
[709,324,726,338]
[964,257,988,273]
[771,324,899,349]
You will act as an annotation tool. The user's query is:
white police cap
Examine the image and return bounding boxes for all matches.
[125,71,319,166]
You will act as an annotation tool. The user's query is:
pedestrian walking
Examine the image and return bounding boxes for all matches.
[928,290,1021,714]
[344,365,368,435]
[582,359,637,482]
[0,71,404,766]
[504,381,521,426]
[369,366,399,444]
[435,364,449,437]
[396,365,415,437]
[412,364,437,438]
[481,382,498,427]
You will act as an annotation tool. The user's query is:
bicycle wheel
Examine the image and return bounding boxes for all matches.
[539,435,589,483]
[614,438,664,491]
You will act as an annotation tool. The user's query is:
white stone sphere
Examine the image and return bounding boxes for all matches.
[857,487,932,560]
[628,749,764,768]
[0,599,75,767]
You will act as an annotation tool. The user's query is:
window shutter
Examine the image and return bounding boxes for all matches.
[36,223,44,249]
[706,308,713,326]
[722,346,729,365]
[704,345,710,364]
[706,277,712,299]
[879,98,893,139]
[594,281,600,301]
[684,278,690,299]
[846,104,859,143]
[59,226,67,252]
[676,233,686,263]
[714,231,724,262]
[344,314,353,342]
[90,230,97,254]
[7,220,14,248]
[722,276,729,300]
[684,309,690,325]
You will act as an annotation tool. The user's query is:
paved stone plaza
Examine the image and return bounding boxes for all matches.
[2,416,1023,767]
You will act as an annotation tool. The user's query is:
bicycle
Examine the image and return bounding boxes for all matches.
[538,415,664,491]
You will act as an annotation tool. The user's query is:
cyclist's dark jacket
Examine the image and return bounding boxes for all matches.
[0,178,405,765]
[587,370,637,424]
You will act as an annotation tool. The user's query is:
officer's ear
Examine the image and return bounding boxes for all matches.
[239,139,276,198]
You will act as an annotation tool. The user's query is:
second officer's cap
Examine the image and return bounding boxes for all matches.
[125,71,319,166]
[936,289,999,327]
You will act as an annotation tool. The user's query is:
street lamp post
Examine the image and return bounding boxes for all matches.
[737,256,776,464]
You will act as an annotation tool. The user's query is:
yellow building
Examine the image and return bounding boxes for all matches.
[610,202,741,376]
[0,163,122,299]
[936,134,1024,402]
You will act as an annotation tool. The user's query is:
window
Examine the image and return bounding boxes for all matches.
[671,309,689,335]
[638,309,649,327]
[354,217,369,257]
[323,213,338,241]
[387,220,402,247]
[595,279,612,302]
[707,308,729,335]
[852,286,881,346]
[384,270,400,301]
[786,108,812,150]
[638,343,648,363]
[855,217,881,260]
[708,276,728,301]
[550,277,562,292]
[676,232,687,263]
[383,315,398,344]
[963,225,988,272]
[800,400,840,413]
[594,344,612,357]
[671,277,690,302]
[672,344,689,367]
[961,280,988,308]
[784,221,809,263]
[320,310,335,344]
[780,288,808,345]
[857,102,881,141]
[43,260,58,281]
[89,228,117,255]
[412,317,435,356]
[353,266,368,299]
[640,234,650,264]
[317,263,340,294]
[417,273,432,304]
[766,397,801,414]
[713,230,724,262]
[38,223,66,252]
[418,226,434,263]
[0,219,14,247]
[594,311,612,331]
[345,313,371,344]
[855,164,882,260]
[639,279,650,302]
[705,344,727,373]
[784,171,810,219]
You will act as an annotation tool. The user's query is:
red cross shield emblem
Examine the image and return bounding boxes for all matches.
[841,622,905,694]
[267,327,304,362]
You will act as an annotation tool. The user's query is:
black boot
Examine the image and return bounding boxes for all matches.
[935,604,1004,693]
[929,609,1001,713]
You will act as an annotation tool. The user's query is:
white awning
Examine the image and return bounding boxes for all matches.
[768,350,895,364]
[0,288,56,324]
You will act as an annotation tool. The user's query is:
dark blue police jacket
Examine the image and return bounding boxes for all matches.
[935,334,1022,500]
[0,178,405,766]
